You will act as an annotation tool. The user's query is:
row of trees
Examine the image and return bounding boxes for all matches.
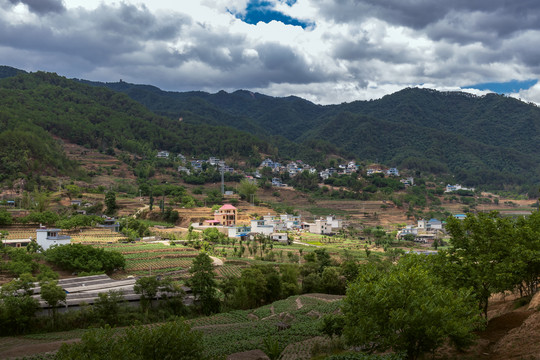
[320,211,540,359]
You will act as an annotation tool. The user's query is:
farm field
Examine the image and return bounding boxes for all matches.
[90,242,200,276]
[0,294,343,359]
[186,294,344,359]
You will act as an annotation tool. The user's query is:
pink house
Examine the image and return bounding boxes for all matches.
[214,204,237,226]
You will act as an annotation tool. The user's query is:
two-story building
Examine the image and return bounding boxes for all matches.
[214,204,237,226]
[36,228,71,250]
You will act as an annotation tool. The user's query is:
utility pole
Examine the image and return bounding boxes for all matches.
[220,166,225,195]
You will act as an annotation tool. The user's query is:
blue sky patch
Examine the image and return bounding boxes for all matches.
[465,79,538,94]
[232,0,311,29]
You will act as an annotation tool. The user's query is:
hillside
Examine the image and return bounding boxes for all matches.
[2,66,540,190]
[0,71,280,182]
[79,77,540,189]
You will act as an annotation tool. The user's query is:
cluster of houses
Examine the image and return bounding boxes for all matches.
[398,218,445,243]
[155,150,238,175]
[176,156,235,175]
[258,158,318,178]
[159,150,418,190]
[194,204,345,243]
[398,214,466,243]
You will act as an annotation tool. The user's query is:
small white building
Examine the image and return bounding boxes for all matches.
[177,166,191,175]
[250,220,274,236]
[271,232,289,244]
[309,219,333,235]
[326,216,343,229]
[227,226,251,238]
[36,228,71,250]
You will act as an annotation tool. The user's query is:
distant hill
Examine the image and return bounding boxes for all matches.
[0,65,26,79]
[81,78,540,189]
[0,70,338,184]
[2,66,540,190]
[0,71,280,182]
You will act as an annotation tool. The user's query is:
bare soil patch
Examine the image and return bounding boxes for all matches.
[0,338,79,359]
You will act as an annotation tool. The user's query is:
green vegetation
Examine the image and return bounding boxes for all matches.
[435,211,540,317]
[342,255,481,360]
[188,252,220,315]
[45,244,125,273]
[84,79,540,189]
[56,318,205,360]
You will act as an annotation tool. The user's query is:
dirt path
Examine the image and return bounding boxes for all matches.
[0,338,79,359]
[209,256,224,266]
[292,240,320,247]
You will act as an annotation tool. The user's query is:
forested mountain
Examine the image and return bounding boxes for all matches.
[0,70,337,183]
[82,78,540,189]
[2,66,540,189]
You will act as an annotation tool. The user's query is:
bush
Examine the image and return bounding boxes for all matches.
[56,318,205,360]
[45,244,125,273]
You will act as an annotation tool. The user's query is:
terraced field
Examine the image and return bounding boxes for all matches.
[0,294,343,359]
[188,294,344,359]
[91,242,200,275]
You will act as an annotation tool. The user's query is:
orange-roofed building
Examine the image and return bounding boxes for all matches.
[214,204,237,226]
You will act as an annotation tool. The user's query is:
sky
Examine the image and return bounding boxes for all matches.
[1,0,540,105]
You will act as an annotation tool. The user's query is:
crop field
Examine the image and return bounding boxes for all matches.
[215,263,245,278]
[124,257,194,272]
[0,227,35,239]
[0,294,343,359]
[186,294,343,359]
[89,242,200,275]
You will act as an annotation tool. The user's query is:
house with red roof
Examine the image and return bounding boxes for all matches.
[213,204,237,226]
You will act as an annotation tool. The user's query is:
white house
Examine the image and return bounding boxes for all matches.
[177,166,191,175]
[400,177,414,186]
[445,184,475,193]
[208,157,220,166]
[387,168,399,176]
[177,154,186,163]
[250,220,274,236]
[417,219,443,231]
[319,170,330,180]
[36,228,71,250]
[156,151,170,159]
[326,216,343,229]
[227,226,251,238]
[272,178,283,187]
[309,219,333,235]
[399,225,418,237]
[271,233,289,244]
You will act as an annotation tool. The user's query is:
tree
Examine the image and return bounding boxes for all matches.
[33,189,50,212]
[441,212,516,317]
[342,255,482,360]
[134,276,161,315]
[0,281,39,335]
[93,290,124,326]
[56,318,205,360]
[40,280,66,326]
[237,179,258,201]
[188,253,220,315]
[0,209,13,226]
[65,184,81,200]
[45,243,125,273]
[512,211,540,297]
[104,190,117,216]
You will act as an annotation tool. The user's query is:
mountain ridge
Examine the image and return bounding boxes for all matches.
[1,65,540,190]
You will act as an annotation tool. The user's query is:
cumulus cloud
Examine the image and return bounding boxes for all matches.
[7,0,65,14]
[0,0,539,105]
